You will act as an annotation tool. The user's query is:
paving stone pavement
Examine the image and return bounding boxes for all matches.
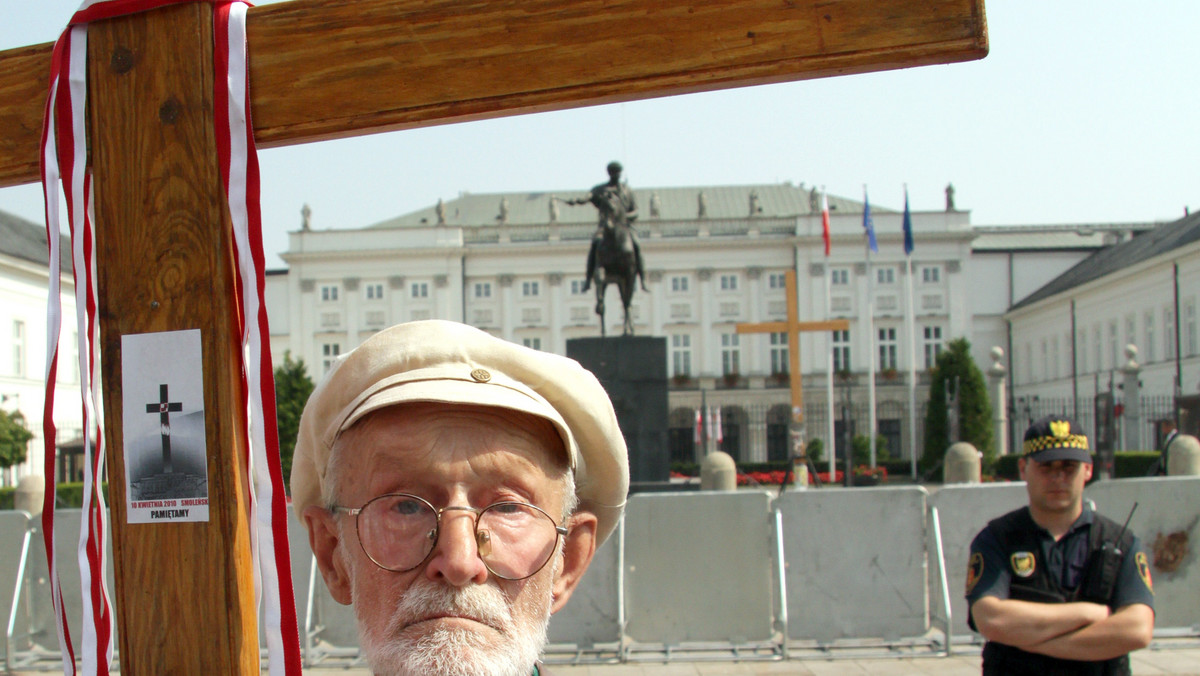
[286,643,1200,675]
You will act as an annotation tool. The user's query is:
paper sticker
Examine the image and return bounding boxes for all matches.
[122,329,209,524]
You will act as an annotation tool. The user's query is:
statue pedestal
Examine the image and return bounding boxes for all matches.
[567,336,669,484]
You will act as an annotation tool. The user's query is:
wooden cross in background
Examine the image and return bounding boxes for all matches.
[0,1,986,672]
[737,270,848,426]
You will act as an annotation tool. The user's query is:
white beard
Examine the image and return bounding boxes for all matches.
[356,573,553,676]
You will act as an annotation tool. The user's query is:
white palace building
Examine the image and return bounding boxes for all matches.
[261,181,1189,467]
[1,182,1196,485]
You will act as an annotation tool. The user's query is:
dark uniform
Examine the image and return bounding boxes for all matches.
[965,416,1155,676]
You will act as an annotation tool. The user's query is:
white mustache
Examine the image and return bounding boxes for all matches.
[394,579,514,632]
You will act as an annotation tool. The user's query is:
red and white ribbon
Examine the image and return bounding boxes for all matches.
[40,2,301,674]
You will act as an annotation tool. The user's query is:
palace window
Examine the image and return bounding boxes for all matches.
[1186,300,1197,356]
[522,337,542,351]
[830,268,850,285]
[922,326,943,369]
[365,283,384,300]
[769,332,788,376]
[320,285,339,302]
[322,343,340,372]
[1164,308,1176,360]
[1144,311,1155,362]
[474,282,492,298]
[878,327,897,370]
[670,276,689,293]
[12,320,24,377]
[411,282,429,299]
[921,266,941,283]
[719,274,738,291]
[522,280,540,297]
[670,334,692,377]
[768,272,787,290]
[721,333,741,375]
[876,267,895,285]
[833,329,851,372]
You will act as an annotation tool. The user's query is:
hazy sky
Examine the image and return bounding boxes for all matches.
[2,1,1197,267]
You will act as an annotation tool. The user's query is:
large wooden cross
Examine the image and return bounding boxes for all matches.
[0,1,986,672]
[737,269,848,426]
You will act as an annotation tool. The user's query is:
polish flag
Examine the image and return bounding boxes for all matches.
[821,192,831,257]
[714,406,724,445]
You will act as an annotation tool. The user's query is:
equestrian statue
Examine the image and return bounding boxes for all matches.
[561,161,647,336]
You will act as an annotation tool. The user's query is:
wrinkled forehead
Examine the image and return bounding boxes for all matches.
[328,402,571,494]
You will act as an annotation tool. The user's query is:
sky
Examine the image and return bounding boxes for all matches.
[1,1,1198,267]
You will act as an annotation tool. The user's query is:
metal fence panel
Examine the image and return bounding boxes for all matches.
[623,491,776,646]
[926,483,1029,638]
[547,518,621,649]
[1084,477,1200,631]
[777,486,930,642]
[0,511,31,663]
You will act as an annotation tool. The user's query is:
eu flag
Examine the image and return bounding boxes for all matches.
[902,188,914,255]
[863,188,878,253]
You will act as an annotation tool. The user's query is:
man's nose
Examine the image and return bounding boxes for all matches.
[424,509,489,586]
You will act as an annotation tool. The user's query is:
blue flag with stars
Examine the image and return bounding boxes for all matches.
[863,188,878,253]
[902,188,914,255]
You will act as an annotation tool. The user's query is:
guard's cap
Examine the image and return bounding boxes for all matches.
[1022,415,1092,463]
[290,320,629,544]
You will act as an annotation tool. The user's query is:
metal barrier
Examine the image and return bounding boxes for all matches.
[3,478,1197,669]
[2,510,31,670]
[622,490,779,661]
[1084,477,1200,632]
[926,482,1029,640]
[545,518,623,662]
[777,486,930,648]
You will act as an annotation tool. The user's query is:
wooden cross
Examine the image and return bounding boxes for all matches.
[737,270,849,426]
[0,1,986,672]
[146,383,183,474]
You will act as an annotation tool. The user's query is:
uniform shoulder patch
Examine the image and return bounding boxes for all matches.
[1136,551,1154,594]
[966,552,984,594]
[1010,551,1036,578]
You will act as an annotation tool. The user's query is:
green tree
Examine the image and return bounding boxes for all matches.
[921,338,994,472]
[274,352,315,492]
[0,409,34,469]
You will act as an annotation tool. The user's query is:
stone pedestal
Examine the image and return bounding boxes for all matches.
[567,336,669,484]
[1168,434,1200,476]
[14,474,45,516]
[944,441,981,484]
[701,451,737,491]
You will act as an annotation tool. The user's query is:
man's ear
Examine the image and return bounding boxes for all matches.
[550,510,598,615]
[303,505,353,605]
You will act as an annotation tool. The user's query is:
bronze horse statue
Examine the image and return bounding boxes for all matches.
[591,201,639,336]
[562,161,647,336]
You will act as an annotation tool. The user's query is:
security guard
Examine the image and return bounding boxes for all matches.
[966,416,1155,675]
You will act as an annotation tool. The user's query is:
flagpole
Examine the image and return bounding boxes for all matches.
[864,186,877,468]
[822,188,836,480]
[903,186,918,480]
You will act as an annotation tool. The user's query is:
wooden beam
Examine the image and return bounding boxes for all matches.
[737,319,850,335]
[89,5,258,672]
[0,0,987,187]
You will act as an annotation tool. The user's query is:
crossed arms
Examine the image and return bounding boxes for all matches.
[970,596,1153,661]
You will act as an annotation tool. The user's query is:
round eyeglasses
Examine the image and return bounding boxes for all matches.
[334,493,568,580]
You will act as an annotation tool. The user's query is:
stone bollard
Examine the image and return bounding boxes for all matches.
[14,474,46,517]
[1167,434,1200,476]
[944,442,981,484]
[700,451,737,491]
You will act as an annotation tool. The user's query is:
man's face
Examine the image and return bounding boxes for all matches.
[1019,456,1092,517]
[305,403,597,676]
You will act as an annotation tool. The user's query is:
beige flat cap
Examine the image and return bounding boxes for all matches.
[290,320,629,544]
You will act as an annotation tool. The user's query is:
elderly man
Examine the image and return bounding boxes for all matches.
[966,416,1154,675]
[291,320,628,676]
